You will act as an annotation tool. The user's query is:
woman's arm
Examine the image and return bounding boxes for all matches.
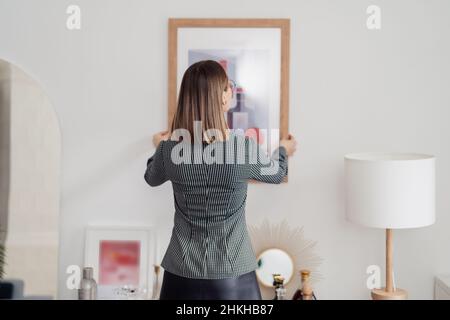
[144,141,168,186]
[247,138,288,184]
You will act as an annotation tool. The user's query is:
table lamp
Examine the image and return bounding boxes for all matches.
[345,152,435,300]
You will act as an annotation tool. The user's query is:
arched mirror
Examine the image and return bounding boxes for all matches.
[0,59,61,299]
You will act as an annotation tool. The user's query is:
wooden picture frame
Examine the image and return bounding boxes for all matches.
[168,18,290,143]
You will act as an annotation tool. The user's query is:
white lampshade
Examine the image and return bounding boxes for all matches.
[345,152,435,229]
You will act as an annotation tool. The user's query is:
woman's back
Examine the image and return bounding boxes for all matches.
[145,133,288,279]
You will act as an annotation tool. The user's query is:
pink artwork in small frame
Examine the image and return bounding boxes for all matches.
[98,240,140,286]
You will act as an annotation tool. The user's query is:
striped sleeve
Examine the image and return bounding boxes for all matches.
[247,138,288,184]
[144,141,169,186]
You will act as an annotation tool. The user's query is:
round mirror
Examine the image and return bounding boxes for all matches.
[255,248,294,287]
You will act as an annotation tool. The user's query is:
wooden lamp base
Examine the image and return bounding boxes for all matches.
[371,288,408,300]
[370,229,408,300]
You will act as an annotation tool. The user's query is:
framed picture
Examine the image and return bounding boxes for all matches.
[84,226,156,300]
[168,18,290,154]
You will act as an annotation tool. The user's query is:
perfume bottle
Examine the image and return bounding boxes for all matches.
[276,286,287,300]
[78,267,97,300]
[272,274,286,300]
[292,269,317,300]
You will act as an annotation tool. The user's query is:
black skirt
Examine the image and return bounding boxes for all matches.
[159,270,262,300]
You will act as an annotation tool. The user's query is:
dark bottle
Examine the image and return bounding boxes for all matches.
[292,270,317,300]
[227,87,251,130]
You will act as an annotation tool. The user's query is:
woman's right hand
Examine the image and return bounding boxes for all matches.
[152,130,170,148]
[280,134,297,156]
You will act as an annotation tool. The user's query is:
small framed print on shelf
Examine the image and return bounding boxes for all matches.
[84,226,156,300]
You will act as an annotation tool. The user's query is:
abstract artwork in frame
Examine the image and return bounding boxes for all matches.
[84,226,156,300]
[168,19,290,181]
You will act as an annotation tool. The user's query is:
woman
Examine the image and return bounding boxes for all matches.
[145,60,297,300]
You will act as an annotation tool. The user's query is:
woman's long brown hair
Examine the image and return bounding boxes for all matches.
[171,60,230,143]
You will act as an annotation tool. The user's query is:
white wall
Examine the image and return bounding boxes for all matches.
[0,0,449,299]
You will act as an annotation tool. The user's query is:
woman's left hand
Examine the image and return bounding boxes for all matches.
[153,130,170,148]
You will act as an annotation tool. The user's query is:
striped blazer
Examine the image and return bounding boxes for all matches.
[144,133,288,279]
